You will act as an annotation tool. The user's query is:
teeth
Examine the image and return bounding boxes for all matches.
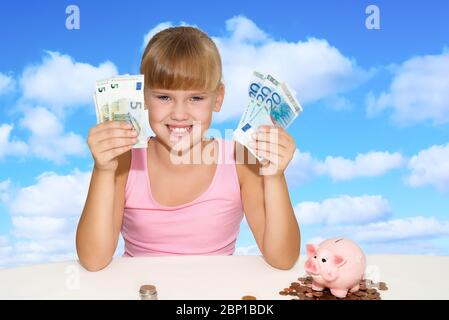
[168,125,192,134]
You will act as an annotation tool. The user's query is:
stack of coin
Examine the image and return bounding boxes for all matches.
[279,276,388,300]
[139,284,158,300]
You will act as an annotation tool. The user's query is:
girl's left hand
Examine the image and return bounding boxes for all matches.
[248,125,296,176]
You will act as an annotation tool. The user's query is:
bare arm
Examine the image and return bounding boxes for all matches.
[262,174,300,269]
[76,167,123,271]
[239,125,300,270]
[76,121,135,271]
[240,161,300,270]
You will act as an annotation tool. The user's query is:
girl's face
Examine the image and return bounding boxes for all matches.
[145,85,224,153]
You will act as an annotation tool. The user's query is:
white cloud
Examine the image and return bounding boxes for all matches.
[0,124,28,160]
[367,50,449,126]
[0,179,12,203]
[360,240,443,256]
[0,237,76,268]
[19,107,86,163]
[9,170,90,218]
[1,107,86,164]
[224,16,269,44]
[0,72,14,94]
[20,51,118,115]
[287,144,448,191]
[319,151,405,181]
[11,216,75,240]
[405,142,449,192]
[141,16,370,122]
[286,149,405,185]
[334,216,449,243]
[1,170,91,267]
[0,235,8,246]
[305,236,326,245]
[294,195,392,225]
[285,149,322,184]
[2,52,100,164]
[0,169,126,268]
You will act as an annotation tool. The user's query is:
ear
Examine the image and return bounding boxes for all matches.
[306,244,317,258]
[213,84,225,112]
[333,255,347,267]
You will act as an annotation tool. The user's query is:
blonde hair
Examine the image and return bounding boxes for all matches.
[140,26,222,91]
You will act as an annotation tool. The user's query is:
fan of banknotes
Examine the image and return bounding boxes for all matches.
[232,71,303,161]
[93,75,151,148]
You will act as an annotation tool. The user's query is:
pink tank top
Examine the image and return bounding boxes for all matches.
[121,137,244,257]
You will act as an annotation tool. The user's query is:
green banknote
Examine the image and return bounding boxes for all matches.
[93,75,150,148]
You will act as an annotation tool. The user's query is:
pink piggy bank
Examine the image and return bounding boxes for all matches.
[304,238,366,298]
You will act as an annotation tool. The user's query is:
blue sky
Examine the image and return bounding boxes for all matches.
[1,0,449,267]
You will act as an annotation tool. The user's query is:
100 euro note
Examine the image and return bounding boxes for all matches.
[233,74,302,162]
[108,75,149,148]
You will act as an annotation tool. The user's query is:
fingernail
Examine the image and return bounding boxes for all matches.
[248,141,256,148]
[132,130,138,136]
[251,132,257,139]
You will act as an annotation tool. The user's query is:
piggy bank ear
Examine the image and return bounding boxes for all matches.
[306,244,318,258]
[333,255,347,267]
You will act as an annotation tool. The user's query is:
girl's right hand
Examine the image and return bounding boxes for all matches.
[87,121,138,172]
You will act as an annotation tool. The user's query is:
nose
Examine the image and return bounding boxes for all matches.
[170,100,189,121]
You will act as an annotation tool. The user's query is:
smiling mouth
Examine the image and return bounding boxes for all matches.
[165,124,194,136]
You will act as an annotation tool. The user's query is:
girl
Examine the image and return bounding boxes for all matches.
[76,26,300,271]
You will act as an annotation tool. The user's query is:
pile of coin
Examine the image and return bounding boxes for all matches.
[279,276,388,300]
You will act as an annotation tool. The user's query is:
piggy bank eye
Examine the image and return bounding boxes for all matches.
[313,255,317,259]
[321,258,327,263]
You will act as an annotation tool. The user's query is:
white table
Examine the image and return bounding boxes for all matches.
[0,255,448,300]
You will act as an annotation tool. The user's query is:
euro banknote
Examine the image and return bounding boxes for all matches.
[233,72,303,162]
[93,75,150,148]
[237,71,266,129]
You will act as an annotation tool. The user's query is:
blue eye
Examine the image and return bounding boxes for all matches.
[157,95,170,101]
[191,96,204,102]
